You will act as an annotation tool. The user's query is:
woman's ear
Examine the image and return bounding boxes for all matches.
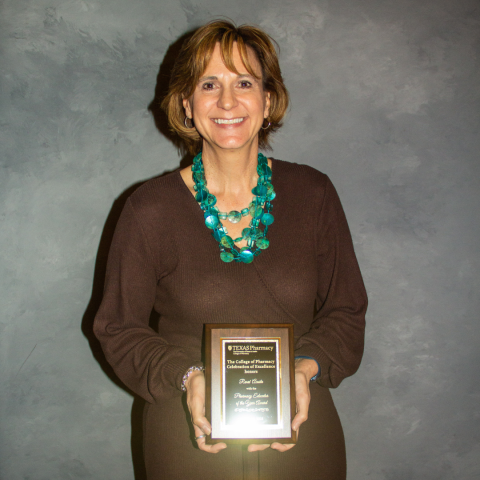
[183,98,193,119]
[264,92,271,118]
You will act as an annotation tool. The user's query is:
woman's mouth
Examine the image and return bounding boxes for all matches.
[213,118,245,125]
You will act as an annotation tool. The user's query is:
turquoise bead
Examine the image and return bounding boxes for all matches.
[257,164,268,175]
[227,211,242,223]
[206,194,216,206]
[261,213,274,226]
[250,227,262,239]
[252,185,268,197]
[218,207,251,221]
[258,153,268,165]
[195,190,208,202]
[204,207,217,217]
[254,208,263,219]
[205,215,219,229]
[242,228,251,238]
[213,228,226,241]
[234,237,243,243]
[220,235,234,248]
[239,248,254,263]
[193,171,205,183]
[267,191,276,201]
[220,251,234,262]
[257,238,270,249]
[257,164,272,177]
[249,203,263,218]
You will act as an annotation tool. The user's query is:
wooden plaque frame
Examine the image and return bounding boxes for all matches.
[204,324,296,445]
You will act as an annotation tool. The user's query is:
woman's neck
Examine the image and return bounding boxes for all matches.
[201,142,259,205]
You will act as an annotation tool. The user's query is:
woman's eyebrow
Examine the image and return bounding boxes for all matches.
[198,75,218,82]
[238,73,256,79]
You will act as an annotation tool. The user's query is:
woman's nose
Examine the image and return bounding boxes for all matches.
[217,86,238,110]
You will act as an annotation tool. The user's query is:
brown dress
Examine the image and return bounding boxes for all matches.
[94,159,367,480]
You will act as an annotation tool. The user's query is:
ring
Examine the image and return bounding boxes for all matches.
[195,434,206,441]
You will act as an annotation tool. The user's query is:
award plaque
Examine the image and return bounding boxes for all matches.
[204,324,296,444]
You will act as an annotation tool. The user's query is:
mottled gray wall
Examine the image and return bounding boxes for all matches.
[1,0,479,478]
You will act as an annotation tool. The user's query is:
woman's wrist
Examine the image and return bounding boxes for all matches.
[181,366,204,392]
[295,356,320,381]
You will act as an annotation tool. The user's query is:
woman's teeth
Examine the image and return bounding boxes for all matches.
[214,118,244,124]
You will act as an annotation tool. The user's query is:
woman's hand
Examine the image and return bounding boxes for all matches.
[185,369,227,453]
[247,358,318,453]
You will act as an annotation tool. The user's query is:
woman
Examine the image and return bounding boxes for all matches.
[94,20,367,480]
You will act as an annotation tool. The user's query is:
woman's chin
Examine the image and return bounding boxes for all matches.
[206,136,257,152]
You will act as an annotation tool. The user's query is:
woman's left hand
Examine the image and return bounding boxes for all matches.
[186,369,227,454]
[248,358,318,453]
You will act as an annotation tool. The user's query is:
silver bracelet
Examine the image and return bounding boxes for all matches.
[181,366,204,392]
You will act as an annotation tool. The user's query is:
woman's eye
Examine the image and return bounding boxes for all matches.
[202,82,215,90]
[239,81,252,88]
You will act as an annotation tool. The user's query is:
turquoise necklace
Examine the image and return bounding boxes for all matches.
[191,151,275,264]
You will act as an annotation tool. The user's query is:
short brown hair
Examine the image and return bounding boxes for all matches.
[162,20,289,154]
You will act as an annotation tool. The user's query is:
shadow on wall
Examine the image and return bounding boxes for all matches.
[81,29,197,480]
[82,181,148,480]
[148,29,198,163]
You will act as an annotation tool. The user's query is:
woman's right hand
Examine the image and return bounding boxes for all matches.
[185,370,227,453]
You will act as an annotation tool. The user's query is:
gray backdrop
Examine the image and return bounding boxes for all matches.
[1,0,479,479]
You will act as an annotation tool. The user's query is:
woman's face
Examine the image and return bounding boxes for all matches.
[183,42,270,154]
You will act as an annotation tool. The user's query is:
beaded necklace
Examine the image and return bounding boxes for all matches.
[191,151,275,264]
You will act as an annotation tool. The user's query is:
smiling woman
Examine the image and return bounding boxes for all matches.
[162,21,289,154]
[94,19,367,480]
[182,43,270,154]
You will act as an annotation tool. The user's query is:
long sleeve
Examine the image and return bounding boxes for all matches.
[295,176,367,388]
[93,198,200,403]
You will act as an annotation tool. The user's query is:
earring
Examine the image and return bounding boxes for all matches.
[184,117,194,129]
[261,118,271,130]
